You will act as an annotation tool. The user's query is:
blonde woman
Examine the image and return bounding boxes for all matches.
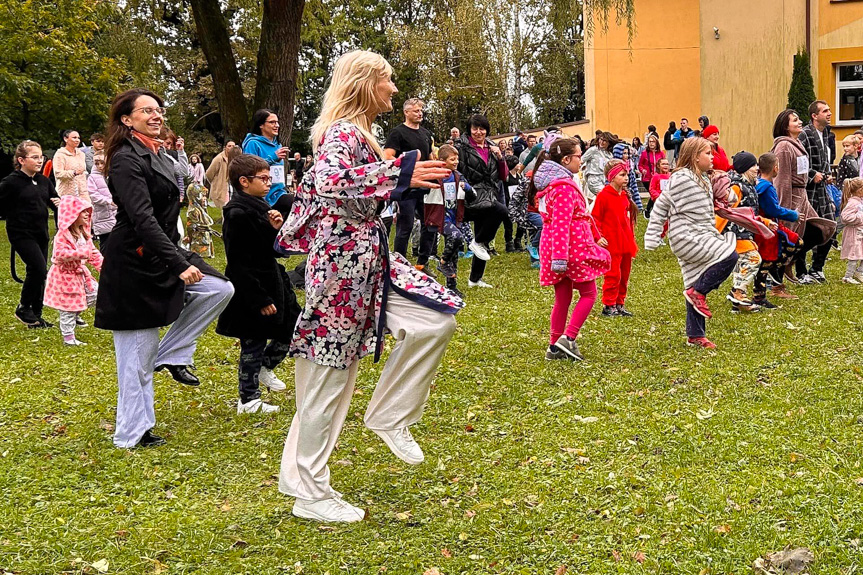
[275,50,461,523]
[53,130,90,202]
[644,138,737,349]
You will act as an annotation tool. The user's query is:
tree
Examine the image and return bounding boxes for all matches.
[0,0,125,153]
[788,49,816,123]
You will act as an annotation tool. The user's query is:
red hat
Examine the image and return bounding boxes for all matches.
[702,125,719,138]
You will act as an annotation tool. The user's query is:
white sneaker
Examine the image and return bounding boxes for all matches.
[64,339,87,346]
[259,367,286,391]
[372,427,425,464]
[467,279,494,288]
[468,241,490,261]
[237,398,280,414]
[853,272,863,283]
[842,276,861,285]
[292,496,366,523]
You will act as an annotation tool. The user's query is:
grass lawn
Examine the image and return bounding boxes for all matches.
[2,211,863,575]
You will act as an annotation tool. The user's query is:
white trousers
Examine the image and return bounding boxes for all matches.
[279,290,457,501]
[112,275,234,448]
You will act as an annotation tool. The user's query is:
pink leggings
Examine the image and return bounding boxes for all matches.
[550,278,598,344]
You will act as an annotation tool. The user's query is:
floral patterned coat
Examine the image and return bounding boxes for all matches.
[276,120,464,369]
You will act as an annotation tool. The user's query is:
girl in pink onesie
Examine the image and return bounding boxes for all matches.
[530,134,611,361]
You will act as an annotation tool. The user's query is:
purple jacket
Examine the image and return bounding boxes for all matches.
[87,169,117,236]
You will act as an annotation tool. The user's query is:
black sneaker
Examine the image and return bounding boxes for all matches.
[601,305,619,317]
[808,271,827,284]
[14,305,39,326]
[615,304,633,317]
[447,286,464,299]
[29,317,54,329]
[505,241,517,253]
[752,298,778,310]
[135,429,166,448]
[553,336,584,361]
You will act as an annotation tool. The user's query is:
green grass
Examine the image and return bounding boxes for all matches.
[2,211,863,574]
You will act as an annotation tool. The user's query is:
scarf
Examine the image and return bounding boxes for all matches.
[131,130,162,154]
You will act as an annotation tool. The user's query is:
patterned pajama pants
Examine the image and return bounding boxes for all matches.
[731,250,762,292]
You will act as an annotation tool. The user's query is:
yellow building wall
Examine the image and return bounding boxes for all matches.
[584,0,701,141]
[700,0,807,155]
[816,0,863,142]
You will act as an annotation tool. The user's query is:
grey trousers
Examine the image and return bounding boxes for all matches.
[112,275,234,448]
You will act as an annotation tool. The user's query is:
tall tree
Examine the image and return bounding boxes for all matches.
[787,49,816,122]
[0,0,125,153]
[188,0,251,143]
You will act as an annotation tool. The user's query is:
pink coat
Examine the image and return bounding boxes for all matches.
[535,164,611,286]
[44,195,103,312]
[841,195,863,261]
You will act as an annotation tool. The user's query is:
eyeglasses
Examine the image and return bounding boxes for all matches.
[133,106,167,117]
[24,155,43,160]
[248,175,272,184]
[264,120,280,125]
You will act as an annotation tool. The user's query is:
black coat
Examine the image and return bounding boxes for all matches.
[454,135,502,208]
[95,138,223,331]
[216,190,300,340]
[0,170,57,243]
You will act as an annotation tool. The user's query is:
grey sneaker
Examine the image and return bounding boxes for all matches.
[545,345,568,360]
[553,336,584,361]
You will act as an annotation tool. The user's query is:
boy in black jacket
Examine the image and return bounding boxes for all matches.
[216,154,301,414]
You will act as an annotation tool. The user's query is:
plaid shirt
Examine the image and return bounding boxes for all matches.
[799,124,835,219]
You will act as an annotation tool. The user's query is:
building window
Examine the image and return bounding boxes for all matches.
[836,62,863,126]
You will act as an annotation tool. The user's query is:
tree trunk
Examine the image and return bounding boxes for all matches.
[188,0,249,143]
[255,0,306,146]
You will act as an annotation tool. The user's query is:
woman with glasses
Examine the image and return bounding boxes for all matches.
[0,140,59,328]
[242,109,292,214]
[95,88,234,449]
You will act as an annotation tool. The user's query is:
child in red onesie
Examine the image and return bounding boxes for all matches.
[591,159,639,317]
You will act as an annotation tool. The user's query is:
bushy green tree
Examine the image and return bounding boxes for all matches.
[788,49,817,122]
[0,0,125,153]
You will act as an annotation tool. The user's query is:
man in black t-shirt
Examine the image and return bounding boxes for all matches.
[384,98,437,268]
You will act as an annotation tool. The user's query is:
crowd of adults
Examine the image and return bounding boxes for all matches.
[2,46,863,524]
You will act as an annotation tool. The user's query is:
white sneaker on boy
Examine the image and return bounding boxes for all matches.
[372,427,425,464]
[259,367,286,391]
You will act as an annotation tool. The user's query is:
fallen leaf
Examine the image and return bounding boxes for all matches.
[441,548,452,558]
[611,550,622,562]
[220,500,231,512]
[464,424,475,432]
[422,569,442,575]
[714,524,731,535]
[633,551,646,564]
[395,512,411,521]
[230,539,248,549]
[754,547,814,574]
[91,559,109,573]
[789,452,805,463]
[555,566,568,575]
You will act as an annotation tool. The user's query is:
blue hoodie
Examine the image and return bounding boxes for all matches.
[242,133,286,206]
[755,178,799,222]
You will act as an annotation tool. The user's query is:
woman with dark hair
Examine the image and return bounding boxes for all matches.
[53,130,89,203]
[769,109,836,288]
[0,140,59,328]
[664,121,677,166]
[454,114,510,287]
[243,109,292,214]
[96,88,234,449]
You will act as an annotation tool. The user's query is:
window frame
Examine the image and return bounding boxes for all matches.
[835,61,863,127]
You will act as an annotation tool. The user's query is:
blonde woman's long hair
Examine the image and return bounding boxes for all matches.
[310,50,392,157]
[673,137,713,192]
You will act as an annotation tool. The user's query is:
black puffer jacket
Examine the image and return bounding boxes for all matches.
[454,135,503,208]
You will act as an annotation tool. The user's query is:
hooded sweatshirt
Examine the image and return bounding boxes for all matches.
[242,133,286,206]
[534,159,611,287]
[43,195,103,312]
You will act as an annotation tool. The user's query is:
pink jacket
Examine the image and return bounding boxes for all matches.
[534,161,611,287]
[638,149,666,184]
[53,147,90,201]
[841,195,863,261]
[43,195,103,312]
